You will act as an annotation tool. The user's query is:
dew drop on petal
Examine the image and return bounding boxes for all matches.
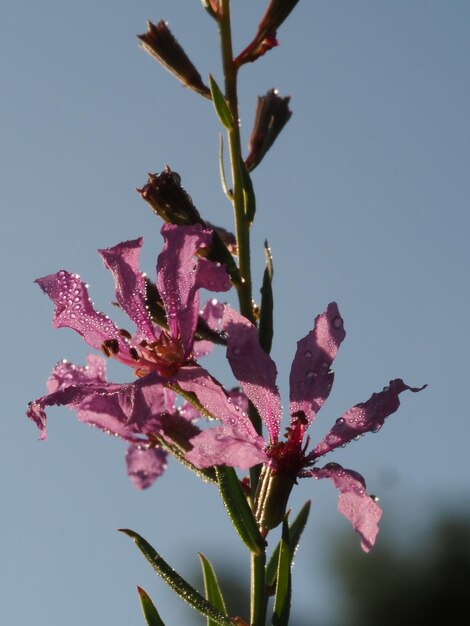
[332,316,343,329]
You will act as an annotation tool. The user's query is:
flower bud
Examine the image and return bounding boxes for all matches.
[234,0,300,66]
[138,167,204,226]
[138,21,210,98]
[245,89,292,171]
[201,0,221,20]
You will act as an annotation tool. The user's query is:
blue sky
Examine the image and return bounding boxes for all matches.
[2,1,470,624]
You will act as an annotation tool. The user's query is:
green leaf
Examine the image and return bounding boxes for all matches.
[215,466,265,555]
[271,517,292,626]
[198,553,228,626]
[266,500,311,590]
[259,240,274,354]
[239,159,256,223]
[120,529,236,626]
[209,74,235,129]
[218,134,231,198]
[137,586,166,626]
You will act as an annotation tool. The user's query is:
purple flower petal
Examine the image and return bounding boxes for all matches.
[126,444,168,489]
[311,379,426,459]
[75,392,143,441]
[222,306,282,442]
[47,354,107,393]
[174,365,264,444]
[157,224,230,357]
[27,378,126,440]
[194,298,225,358]
[99,238,157,341]
[36,271,127,354]
[195,257,232,293]
[187,425,268,469]
[309,463,382,552]
[289,302,346,427]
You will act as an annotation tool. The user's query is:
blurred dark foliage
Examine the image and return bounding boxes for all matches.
[332,510,470,625]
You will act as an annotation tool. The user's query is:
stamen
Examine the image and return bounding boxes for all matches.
[129,347,139,361]
[102,338,119,355]
[119,328,132,340]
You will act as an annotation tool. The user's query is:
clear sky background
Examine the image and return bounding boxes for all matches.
[2,1,470,624]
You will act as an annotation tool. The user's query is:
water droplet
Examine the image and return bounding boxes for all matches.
[304,350,312,358]
[332,316,343,330]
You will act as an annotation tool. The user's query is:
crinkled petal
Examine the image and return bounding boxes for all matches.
[222,306,281,442]
[309,463,382,552]
[47,354,107,393]
[195,257,232,293]
[36,271,127,353]
[289,302,346,427]
[75,392,143,441]
[157,224,230,358]
[99,238,157,341]
[174,365,263,443]
[27,379,126,440]
[311,379,426,459]
[126,444,168,489]
[186,425,268,469]
[194,298,225,358]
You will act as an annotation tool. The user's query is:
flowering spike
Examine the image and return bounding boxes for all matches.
[138,21,210,98]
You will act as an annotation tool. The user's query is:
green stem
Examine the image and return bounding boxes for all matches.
[250,552,267,626]
[218,5,268,625]
[218,0,254,324]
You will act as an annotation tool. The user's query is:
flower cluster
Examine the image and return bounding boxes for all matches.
[28,225,424,550]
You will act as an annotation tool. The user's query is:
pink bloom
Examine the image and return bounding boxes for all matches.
[27,225,231,474]
[186,303,425,551]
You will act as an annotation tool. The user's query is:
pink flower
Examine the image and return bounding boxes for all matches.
[28,354,201,488]
[27,224,232,484]
[185,303,425,551]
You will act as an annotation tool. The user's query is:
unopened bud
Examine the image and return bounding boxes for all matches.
[201,0,222,20]
[138,166,204,226]
[234,0,300,66]
[245,89,292,171]
[138,21,210,98]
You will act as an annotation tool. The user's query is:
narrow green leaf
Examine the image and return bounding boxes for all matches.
[120,529,235,626]
[198,553,228,626]
[239,159,256,223]
[259,240,274,354]
[272,517,292,626]
[215,466,265,555]
[266,500,311,589]
[137,586,166,626]
[218,135,231,198]
[209,75,234,129]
